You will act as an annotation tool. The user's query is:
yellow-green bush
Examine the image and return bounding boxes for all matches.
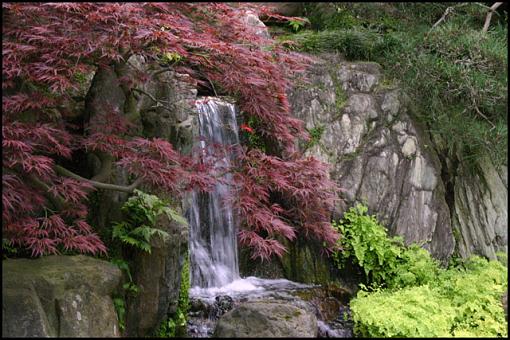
[334,204,507,337]
[350,256,507,337]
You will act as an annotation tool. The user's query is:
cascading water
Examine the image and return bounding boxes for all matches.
[186,97,352,337]
[190,97,240,289]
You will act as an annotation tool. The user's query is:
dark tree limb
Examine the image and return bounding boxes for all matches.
[54,165,143,193]
[132,88,174,113]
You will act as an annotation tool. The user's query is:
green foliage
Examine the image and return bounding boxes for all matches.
[110,190,188,335]
[112,190,187,254]
[2,238,18,259]
[291,3,508,167]
[156,252,190,337]
[110,258,140,295]
[159,51,183,65]
[288,19,308,32]
[113,297,127,332]
[333,204,402,287]
[335,204,507,337]
[73,71,89,85]
[242,116,267,152]
[351,285,456,337]
[390,245,441,288]
[283,29,384,61]
[304,125,325,150]
[350,256,508,337]
[333,204,443,289]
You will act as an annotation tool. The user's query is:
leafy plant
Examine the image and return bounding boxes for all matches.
[303,125,325,150]
[333,204,442,289]
[241,116,266,152]
[2,238,18,259]
[113,297,127,333]
[334,204,507,337]
[350,256,508,337]
[288,18,308,32]
[112,190,186,254]
[159,51,183,65]
[332,204,403,287]
[110,258,139,295]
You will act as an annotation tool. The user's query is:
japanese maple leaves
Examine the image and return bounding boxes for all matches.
[2,3,339,259]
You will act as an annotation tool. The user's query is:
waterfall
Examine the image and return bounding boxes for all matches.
[189,97,240,288]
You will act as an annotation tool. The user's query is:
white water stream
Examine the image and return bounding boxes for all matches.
[190,98,240,289]
[188,97,348,337]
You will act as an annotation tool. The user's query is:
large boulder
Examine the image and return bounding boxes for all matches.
[2,255,122,337]
[213,301,318,337]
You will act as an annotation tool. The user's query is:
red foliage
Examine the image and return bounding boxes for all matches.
[233,150,339,260]
[2,3,339,259]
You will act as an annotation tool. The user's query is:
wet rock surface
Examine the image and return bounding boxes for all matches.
[186,278,354,337]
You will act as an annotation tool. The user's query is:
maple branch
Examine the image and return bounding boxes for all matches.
[482,2,503,33]
[132,88,174,113]
[54,165,143,193]
[4,167,66,211]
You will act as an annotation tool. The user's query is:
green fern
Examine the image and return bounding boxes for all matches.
[112,190,186,254]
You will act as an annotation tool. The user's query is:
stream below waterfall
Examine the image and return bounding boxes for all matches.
[186,97,353,337]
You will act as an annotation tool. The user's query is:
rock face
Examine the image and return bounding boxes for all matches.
[2,255,122,337]
[214,301,318,337]
[124,211,189,337]
[452,159,508,259]
[285,53,507,264]
[289,55,456,263]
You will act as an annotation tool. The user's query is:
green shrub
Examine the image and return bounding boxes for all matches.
[351,285,456,337]
[334,204,507,337]
[350,256,508,338]
[333,204,403,287]
[388,244,441,289]
[333,204,440,289]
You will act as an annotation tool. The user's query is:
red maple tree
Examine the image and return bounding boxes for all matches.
[2,3,339,259]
